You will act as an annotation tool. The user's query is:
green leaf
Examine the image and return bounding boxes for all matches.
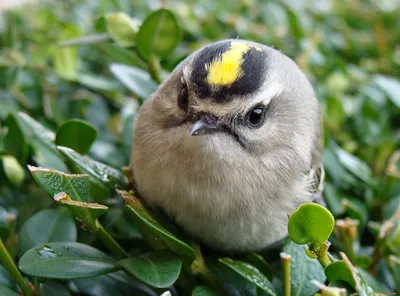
[0,265,16,290]
[51,27,80,80]
[40,280,71,296]
[55,119,97,155]
[2,155,24,187]
[58,33,111,47]
[342,198,368,229]
[119,250,182,288]
[73,271,157,296]
[19,242,119,279]
[18,209,77,257]
[288,203,335,245]
[57,146,126,198]
[17,112,68,172]
[28,166,91,202]
[119,190,196,265]
[110,63,157,99]
[243,253,273,281]
[136,9,182,60]
[325,261,356,288]
[192,285,220,296]
[219,258,277,296]
[332,253,375,296]
[207,258,259,295]
[4,113,28,164]
[334,146,375,185]
[105,12,139,47]
[0,284,19,296]
[373,75,400,108]
[54,192,108,222]
[283,239,326,296]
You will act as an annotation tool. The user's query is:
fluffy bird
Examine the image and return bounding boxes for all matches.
[130,39,323,252]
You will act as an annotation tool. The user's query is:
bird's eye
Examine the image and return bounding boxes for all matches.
[246,105,266,127]
[178,84,189,112]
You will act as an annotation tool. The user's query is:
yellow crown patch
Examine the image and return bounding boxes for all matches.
[205,41,261,87]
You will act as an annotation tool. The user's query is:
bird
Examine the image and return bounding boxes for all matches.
[130,39,324,252]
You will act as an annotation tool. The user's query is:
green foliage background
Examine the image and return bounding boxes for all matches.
[0,0,399,295]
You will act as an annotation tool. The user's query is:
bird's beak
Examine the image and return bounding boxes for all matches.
[190,117,220,136]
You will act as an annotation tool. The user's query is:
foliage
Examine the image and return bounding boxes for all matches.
[0,0,400,295]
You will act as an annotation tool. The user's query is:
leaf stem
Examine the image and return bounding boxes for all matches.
[94,220,128,259]
[309,241,332,268]
[148,56,162,83]
[280,253,291,296]
[0,238,33,296]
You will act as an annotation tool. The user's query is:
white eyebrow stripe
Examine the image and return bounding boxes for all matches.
[243,81,284,112]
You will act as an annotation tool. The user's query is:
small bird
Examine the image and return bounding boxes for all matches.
[130,39,323,252]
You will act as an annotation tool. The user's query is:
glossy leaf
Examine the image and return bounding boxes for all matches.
[57,146,126,194]
[119,190,196,265]
[55,119,97,155]
[119,250,182,288]
[17,112,68,172]
[19,242,119,279]
[288,203,335,245]
[136,9,182,60]
[283,240,326,296]
[219,258,277,296]
[110,63,157,99]
[325,261,356,287]
[18,209,77,257]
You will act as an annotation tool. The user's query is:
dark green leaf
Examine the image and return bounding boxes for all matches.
[17,112,68,172]
[288,203,335,245]
[0,284,19,296]
[120,190,196,265]
[119,250,182,288]
[19,242,119,279]
[0,265,16,290]
[18,209,77,257]
[55,119,97,155]
[192,285,220,296]
[4,113,28,164]
[73,271,157,296]
[219,258,277,296]
[283,239,326,296]
[136,9,182,60]
[40,280,71,296]
[57,146,126,199]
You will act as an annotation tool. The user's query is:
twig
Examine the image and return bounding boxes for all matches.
[280,253,291,296]
[0,238,33,296]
